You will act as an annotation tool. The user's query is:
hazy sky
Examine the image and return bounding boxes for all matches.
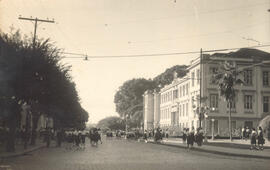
[1,0,270,123]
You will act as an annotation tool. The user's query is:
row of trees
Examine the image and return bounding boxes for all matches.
[0,30,88,151]
[113,65,188,130]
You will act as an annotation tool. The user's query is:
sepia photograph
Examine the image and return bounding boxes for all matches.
[0,0,270,170]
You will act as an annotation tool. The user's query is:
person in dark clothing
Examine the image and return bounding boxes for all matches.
[44,128,52,148]
[182,128,187,144]
[257,126,265,150]
[195,127,204,146]
[187,127,195,149]
[81,130,86,149]
[56,129,63,147]
[154,128,162,142]
[143,130,148,143]
[165,129,169,141]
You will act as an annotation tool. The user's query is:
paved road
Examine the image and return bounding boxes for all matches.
[1,137,269,170]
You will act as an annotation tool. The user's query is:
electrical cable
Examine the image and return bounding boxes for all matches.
[61,44,270,59]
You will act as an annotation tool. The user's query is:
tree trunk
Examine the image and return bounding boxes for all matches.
[229,101,232,141]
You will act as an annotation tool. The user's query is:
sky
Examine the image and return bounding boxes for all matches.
[1,0,270,123]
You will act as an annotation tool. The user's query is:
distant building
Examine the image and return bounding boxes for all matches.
[143,90,154,130]
[143,48,270,136]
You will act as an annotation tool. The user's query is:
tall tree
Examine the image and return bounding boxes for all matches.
[214,61,243,141]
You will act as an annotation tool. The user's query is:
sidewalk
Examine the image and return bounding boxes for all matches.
[0,139,46,159]
[148,138,270,160]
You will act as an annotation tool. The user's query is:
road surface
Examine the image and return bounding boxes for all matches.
[1,137,269,170]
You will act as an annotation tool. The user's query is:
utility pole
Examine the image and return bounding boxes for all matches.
[18,16,55,48]
[199,48,202,128]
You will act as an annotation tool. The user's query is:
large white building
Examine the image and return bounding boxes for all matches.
[143,48,270,137]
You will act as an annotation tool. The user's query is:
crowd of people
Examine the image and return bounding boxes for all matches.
[0,127,103,151]
[143,126,268,150]
[1,124,268,153]
[142,127,204,149]
[249,126,265,150]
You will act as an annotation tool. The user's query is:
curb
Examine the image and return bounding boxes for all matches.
[148,141,270,160]
[0,144,46,159]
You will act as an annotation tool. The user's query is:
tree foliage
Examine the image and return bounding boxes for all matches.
[214,61,243,102]
[0,30,88,131]
[97,116,125,131]
[153,65,188,88]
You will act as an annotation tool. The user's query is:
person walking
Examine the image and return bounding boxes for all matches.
[241,127,246,140]
[56,129,64,147]
[143,130,148,143]
[148,130,152,139]
[165,129,169,141]
[44,128,52,148]
[182,128,187,144]
[250,128,257,150]
[246,127,250,139]
[257,126,265,150]
[187,127,195,149]
[81,130,86,149]
[196,127,203,146]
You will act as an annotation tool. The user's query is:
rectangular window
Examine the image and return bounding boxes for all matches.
[179,87,182,97]
[197,69,200,84]
[263,96,269,113]
[179,105,182,117]
[186,84,189,94]
[244,70,252,85]
[173,89,178,100]
[210,94,218,109]
[244,95,253,110]
[192,72,195,87]
[210,67,218,84]
[186,103,189,116]
[183,104,185,116]
[183,85,185,96]
[263,71,269,86]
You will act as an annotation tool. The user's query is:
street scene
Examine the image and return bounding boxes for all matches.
[1,0,270,170]
[1,136,270,170]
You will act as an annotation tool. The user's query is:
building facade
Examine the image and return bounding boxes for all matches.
[143,49,270,137]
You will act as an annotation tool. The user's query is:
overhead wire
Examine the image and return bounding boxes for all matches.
[60,44,270,59]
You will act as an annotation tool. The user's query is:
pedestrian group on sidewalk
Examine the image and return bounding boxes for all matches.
[250,126,265,150]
